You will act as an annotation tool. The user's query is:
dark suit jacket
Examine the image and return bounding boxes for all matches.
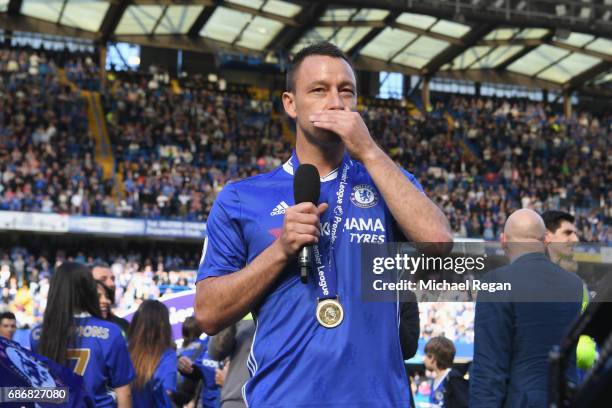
[399,291,419,408]
[399,290,420,360]
[469,252,583,408]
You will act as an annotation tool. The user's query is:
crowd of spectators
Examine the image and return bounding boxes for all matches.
[441,96,609,243]
[2,47,608,241]
[419,302,474,344]
[102,73,290,221]
[0,46,113,215]
[0,46,610,341]
[0,244,198,327]
[362,97,610,243]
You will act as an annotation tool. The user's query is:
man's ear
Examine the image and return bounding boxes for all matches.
[543,230,552,245]
[500,232,507,250]
[282,91,297,119]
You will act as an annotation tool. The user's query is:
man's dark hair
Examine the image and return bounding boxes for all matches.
[542,210,575,233]
[90,261,110,269]
[0,311,16,322]
[286,41,354,92]
[425,336,456,370]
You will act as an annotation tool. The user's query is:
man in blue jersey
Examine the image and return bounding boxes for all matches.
[178,335,221,408]
[195,41,452,407]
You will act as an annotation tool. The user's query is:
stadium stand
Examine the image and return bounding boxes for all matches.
[2,47,609,238]
[0,45,609,338]
[0,46,113,215]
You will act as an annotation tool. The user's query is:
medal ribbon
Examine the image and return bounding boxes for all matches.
[290,151,351,301]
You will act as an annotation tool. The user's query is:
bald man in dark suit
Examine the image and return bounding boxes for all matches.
[470,209,583,407]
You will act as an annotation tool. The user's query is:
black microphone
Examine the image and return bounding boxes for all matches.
[293,164,321,284]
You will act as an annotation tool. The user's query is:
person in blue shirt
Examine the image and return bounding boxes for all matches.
[423,337,468,408]
[31,262,135,408]
[128,300,177,408]
[173,316,205,406]
[178,334,221,408]
[194,41,452,407]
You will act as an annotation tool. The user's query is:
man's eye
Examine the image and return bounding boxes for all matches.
[341,89,355,95]
[312,88,325,93]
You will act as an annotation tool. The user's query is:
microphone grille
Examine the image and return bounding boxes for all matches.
[293,164,320,204]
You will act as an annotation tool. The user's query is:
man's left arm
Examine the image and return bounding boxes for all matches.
[311,108,452,245]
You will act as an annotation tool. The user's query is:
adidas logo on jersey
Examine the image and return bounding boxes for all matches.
[270,201,289,216]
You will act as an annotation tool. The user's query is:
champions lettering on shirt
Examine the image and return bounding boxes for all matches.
[197,152,425,408]
[30,315,135,408]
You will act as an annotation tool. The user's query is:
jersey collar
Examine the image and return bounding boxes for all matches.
[283,149,350,183]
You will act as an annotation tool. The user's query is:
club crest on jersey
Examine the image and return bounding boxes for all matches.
[1,340,57,387]
[350,184,378,208]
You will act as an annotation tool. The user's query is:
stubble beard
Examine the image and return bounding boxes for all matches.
[301,124,343,151]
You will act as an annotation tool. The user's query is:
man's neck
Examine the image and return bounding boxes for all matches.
[550,252,579,273]
[295,136,345,178]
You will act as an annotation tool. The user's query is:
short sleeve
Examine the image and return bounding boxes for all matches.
[155,349,178,393]
[105,325,136,388]
[391,168,426,241]
[399,167,424,193]
[198,184,247,282]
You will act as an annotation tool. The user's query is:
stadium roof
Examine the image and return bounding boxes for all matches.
[1,0,611,95]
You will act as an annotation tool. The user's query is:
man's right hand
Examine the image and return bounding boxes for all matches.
[274,202,328,260]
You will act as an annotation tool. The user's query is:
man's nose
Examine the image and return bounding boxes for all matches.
[326,89,344,110]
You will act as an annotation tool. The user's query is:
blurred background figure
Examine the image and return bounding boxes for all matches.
[208,313,255,408]
[177,332,220,408]
[423,336,468,408]
[543,210,580,273]
[542,210,597,374]
[470,209,584,407]
[92,262,130,336]
[96,281,112,320]
[173,316,204,407]
[0,311,17,340]
[128,299,177,408]
[92,262,116,295]
[31,262,134,407]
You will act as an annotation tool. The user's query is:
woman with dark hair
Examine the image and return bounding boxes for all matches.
[95,280,129,339]
[30,262,135,407]
[128,299,177,408]
[96,280,112,320]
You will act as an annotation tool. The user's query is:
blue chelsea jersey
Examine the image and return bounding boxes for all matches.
[191,337,220,408]
[198,153,424,408]
[429,374,449,407]
[31,315,135,408]
[132,348,177,408]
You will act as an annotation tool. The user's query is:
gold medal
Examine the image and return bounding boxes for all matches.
[316,298,344,328]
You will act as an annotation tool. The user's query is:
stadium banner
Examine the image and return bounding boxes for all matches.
[145,220,207,238]
[0,211,69,233]
[0,211,207,239]
[68,216,145,236]
[119,289,195,342]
